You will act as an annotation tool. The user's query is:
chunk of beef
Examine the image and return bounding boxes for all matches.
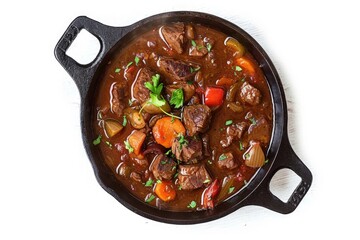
[247,117,271,145]
[239,82,262,105]
[160,23,185,54]
[220,122,248,148]
[189,37,214,57]
[172,136,202,164]
[185,24,195,40]
[183,104,212,136]
[217,152,238,170]
[150,154,177,180]
[131,67,154,104]
[157,57,198,84]
[178,164,211,190]
[111,81,128,117]
[165,83,195,102]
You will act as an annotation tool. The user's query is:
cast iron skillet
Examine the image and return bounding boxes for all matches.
[54,11,312,224]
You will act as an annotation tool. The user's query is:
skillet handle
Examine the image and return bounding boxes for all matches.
[54,16,128,97]
[243,136,312,213]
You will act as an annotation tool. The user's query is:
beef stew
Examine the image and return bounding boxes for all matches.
[93,22,273,211]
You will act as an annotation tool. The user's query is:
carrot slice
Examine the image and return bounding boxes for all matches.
[152,117,186,148]
[154,180,176,202]
[236,57,255,75]
[128,130,146,155]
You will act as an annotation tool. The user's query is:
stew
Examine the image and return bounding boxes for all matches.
[93,22,273,211]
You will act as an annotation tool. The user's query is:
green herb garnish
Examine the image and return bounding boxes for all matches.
[187,200,197,209]
[128,99,133,106]
[245,153,250,159]
[235,66,242,71]
[145,194,155,203]
[206,43,212,52]
[219,154,227,161]
[228,186,235,194]
[156,179,162,184]
[265,159,269,164]
[165,149,172,156]
[124,140,134,153]
[122,115,127,126]
[144,179,154,187]
[93,135,101,145]
[115,68,121,73]
[225,120,233,126]
[239,141,244,151]
[178,133,188,150]
[126,61,133,68]
[250,118,256,125]
[145,74,163,96]
[203,179,211,184]
[134,56,140,66]
[105,141,112,148]
[170,88,184,108]
[191,40,197,47]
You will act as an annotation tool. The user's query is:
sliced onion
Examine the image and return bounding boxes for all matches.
[224,37,246,57]
[244,141,265,168]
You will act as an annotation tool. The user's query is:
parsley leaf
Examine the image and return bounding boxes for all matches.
[235,66,242,71]
[93,135,101,145]
[206,43,212,52]
[239,141,244,151]
[225,120,233,126]
[145,194,155,203]
[178,133,188,150]
[124,140,134,153]
[134,56,140,66]
[219,154,227,161]
[144,179,154,187]
[170,89,184,108]
[250,118,257,125]
[187,200,197,209]
[228,186,235,194]
[114,68,121,73]
[148,93,165,107]
[126,61,133,68]
[122,115,127,126]
[191,40,197,47]
[145,74,163,96]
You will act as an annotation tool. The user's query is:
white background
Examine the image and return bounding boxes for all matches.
[1,0,359,239]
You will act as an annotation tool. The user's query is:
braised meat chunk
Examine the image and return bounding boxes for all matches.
[150,154,177,180]
[160,23,185,54]
[239,82,261,105]
[247,117,271,145]
[217,152,238,170]
[183,104,212,136]
[111,81,128,117]
[157,57,198,84]
[178,164,211,190]
[132,67,153,104]
[172,136,202,163]
[220,122,248,148]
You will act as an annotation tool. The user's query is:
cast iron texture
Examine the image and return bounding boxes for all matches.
[54,11,312,224]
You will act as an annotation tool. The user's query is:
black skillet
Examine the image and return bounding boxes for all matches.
[54,11,312,224]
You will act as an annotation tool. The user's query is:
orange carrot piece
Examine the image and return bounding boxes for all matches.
[216,77,235,86]
[152,117,186,148]
[154,180,176,202]
[236,57,256,75]
[128,130,146,155]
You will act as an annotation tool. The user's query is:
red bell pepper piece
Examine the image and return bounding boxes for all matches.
[204,87,224,107]
[202,179,221,209]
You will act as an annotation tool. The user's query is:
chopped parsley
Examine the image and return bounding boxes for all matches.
[114,68,121,73]
[250,118,257,125]
[241,77,246,82]
[93,135,101,145]
[145,74,163,96]
[206,43,212,52]
[126,61,133,68]
[105,141,112,148]
[191,40,197,47]
[228,186,235,194]
[187,200,197,209]
[225,120,233,126]
[144,179,154,187]
[265,159,269,164]
[239,141,244,151]
[219,154,227,161]
[203,179,211,184]
[122,115,127,126]
[165,149,172,156]
[190,66,201,73]
[134,56,140,66]
[170,88,184,108]
[207,159,213,165]
[245,153,250,159]
[148,93,166,107]
[178,133,188,150]
[124,140,134,153]
[235,66,242,72]
[145,194,155,203]
[128,99,133,106]
[156,179,162,184]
